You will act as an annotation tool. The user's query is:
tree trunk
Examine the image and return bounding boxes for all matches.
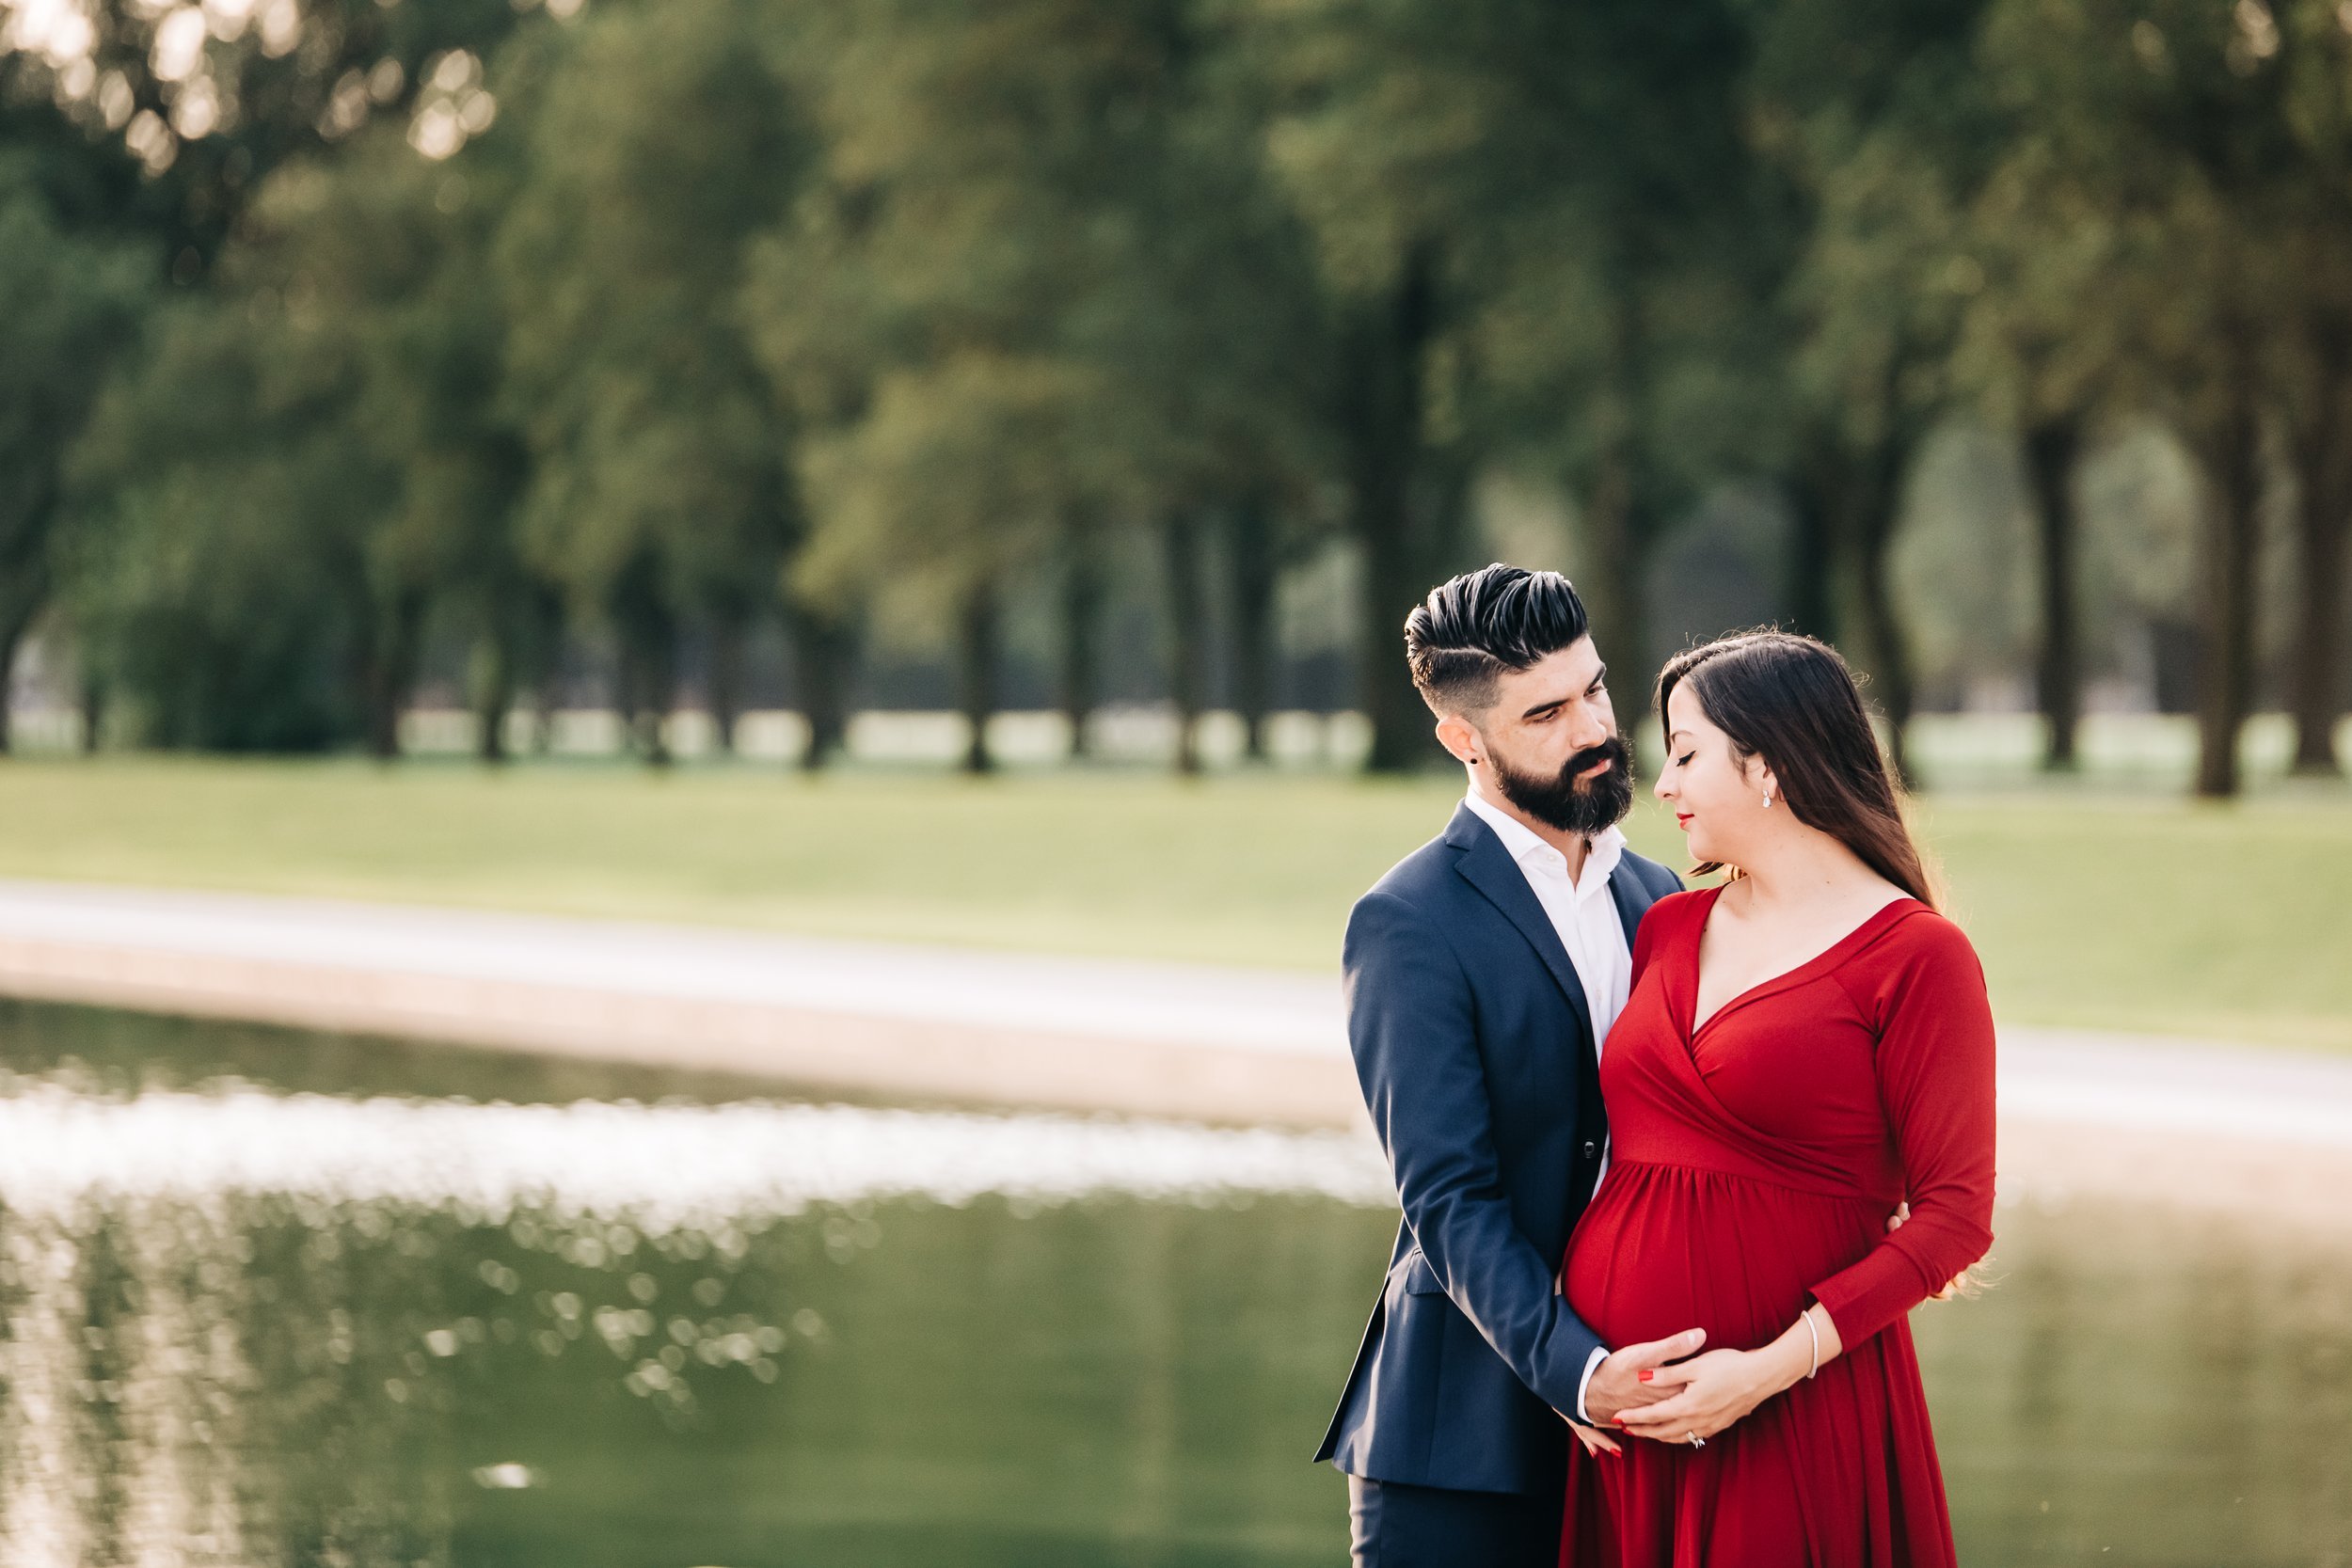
[1346,241,1444,774]
[1580,281,1660,678]
[1162,512,1206,776]
[1848,422,1922,786]
[1580,442,1649,687]
[2024,416,2085,771]
[1353,498,1422,771]
[2192,347,2264,800]
[609,556,677,767]
[0,566,49,757]
[785,597,854,772]
[786,601,851,770]
[79,671,105,754]
[0,615,23,757]
[515,582,564,757]
[705,613,747,756]
[471,629,515,766]
[1853,529,1917,784]
[620,624,677,768]
[1783,439,1840,643]
[2286,330,2352,778]
[362,590,427,762]
[1058,518,1102,761]
[2289,490,2351,776]
[956,578,999,776]
[1227,497,1278,763]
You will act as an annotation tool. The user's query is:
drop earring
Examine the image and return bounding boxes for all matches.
[1761,790,1773,809]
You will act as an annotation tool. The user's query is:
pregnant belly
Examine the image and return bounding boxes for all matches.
[1564,1161,1886,1352]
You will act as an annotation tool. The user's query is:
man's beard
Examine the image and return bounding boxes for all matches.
[1491,734,1635,837]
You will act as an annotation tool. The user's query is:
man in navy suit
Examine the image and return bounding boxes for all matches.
[1315,564,1705,1566]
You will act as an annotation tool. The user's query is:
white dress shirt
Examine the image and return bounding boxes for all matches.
[1460,784,1632,1424]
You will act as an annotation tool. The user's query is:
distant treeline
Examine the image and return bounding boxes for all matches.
[2,0,2348,791]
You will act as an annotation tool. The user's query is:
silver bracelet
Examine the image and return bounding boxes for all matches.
[1803,1310,1821,1380]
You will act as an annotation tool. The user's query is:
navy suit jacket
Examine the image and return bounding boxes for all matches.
[1314,801,1682,1495]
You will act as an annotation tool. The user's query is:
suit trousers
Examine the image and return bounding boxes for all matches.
[1347,1471,1566,1568]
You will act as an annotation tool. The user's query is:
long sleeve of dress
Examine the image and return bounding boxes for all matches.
[1805,915,1997,1349]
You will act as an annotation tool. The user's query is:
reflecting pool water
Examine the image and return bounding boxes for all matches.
[0,1001,2348,1566]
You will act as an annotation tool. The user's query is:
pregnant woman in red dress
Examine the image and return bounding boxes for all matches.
[1560,631,1995,1567]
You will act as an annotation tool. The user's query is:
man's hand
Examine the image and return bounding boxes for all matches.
[1581,1327,1707,1427]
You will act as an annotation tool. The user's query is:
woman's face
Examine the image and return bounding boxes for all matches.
[1654,681,1770,868]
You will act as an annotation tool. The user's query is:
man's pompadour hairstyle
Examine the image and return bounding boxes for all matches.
[1404,563,1592,716]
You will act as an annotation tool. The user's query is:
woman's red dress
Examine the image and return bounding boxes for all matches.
[1560,886,1996,1567]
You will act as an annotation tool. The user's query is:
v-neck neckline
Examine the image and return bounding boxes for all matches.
[1683,883,1921,1040]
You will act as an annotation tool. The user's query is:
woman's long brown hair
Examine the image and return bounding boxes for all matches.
[1655,631,1940,910]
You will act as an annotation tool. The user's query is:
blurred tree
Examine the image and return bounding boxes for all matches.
[322,127,545,763]
[798,355,1119,773]
[60,117,531,754]
[1055,510,1105,758]
[1783,131,1973,782]
[764,0,1325,774]
[2262,3,2352,778]
[1238,0,1503,770]
[1975,0,2321,797]
[249,131,536,757]
[66,289,386,750]
[8,0,526,275]
[2279,283,2352,779]
[1470,2,1779,687]
[497,0,807,768]
[1746,0,1994,781]
[1224,492,1287,761]
[1948,136,2128,770]
[22,0,2352,784]
[0,153,147,753]
[1247,0,1802,765]
[3,0,535,759]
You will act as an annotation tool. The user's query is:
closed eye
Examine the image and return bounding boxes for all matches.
[1675,752,1694,768]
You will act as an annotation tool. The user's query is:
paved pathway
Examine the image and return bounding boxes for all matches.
[0,879,1359,1124]
[2,879,2350,1193]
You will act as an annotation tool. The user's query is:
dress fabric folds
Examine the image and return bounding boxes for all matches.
[1559,886,1996,1568]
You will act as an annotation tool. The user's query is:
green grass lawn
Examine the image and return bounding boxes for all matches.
[0,755,2346,1050]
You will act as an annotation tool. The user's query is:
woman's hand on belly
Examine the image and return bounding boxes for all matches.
[1614,1307,1843,1446]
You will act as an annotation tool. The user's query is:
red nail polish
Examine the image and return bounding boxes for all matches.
[1638,1370,1654,1383]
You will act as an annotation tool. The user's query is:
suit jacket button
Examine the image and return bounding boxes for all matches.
[1581,1140,1598,1160]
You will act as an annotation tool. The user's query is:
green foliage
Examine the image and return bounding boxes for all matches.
[64,119,532,752]
[0,0,2344,789]
[0,151,148,746]
[66,300,361,748]
[499,0,799,626]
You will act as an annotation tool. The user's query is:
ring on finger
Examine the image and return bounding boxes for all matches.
[1685,1432,1705,1448]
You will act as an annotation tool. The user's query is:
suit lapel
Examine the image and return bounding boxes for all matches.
[1444,805,1595,1045]
[1607,858,1657,952]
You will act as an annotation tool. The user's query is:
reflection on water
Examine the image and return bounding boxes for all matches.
[0,1002,2349,1566]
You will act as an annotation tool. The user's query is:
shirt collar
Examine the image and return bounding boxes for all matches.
[1463,785,1627,895]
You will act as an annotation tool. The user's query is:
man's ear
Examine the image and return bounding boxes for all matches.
[1434,713,1481,766]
